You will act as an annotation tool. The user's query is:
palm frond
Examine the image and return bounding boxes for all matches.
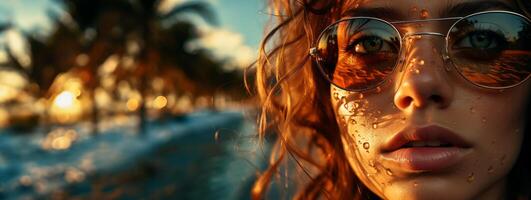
[158,1,218,25]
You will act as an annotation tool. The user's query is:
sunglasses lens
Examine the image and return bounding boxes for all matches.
[448,12,531,88]
[315,19,400,91]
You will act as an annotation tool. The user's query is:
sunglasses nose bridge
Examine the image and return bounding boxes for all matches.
[403,32,446,38]
[398,32,450,72]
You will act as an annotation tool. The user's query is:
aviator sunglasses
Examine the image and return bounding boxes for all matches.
[309,10,531,92]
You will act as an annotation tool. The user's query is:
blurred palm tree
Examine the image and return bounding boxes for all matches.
[2,10,84,131]
[60,0,221,134]
[3,0,248,133]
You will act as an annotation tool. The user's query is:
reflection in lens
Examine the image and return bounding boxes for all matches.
[315,18,400,91]
[449,12,531,88]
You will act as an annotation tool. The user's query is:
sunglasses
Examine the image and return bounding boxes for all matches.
[309,10,531,92]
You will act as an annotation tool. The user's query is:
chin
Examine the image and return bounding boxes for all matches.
[380,180,474,200]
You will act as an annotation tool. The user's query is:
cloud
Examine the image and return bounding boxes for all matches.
[157,0,219,14]
[157,0,184,14]
[189,27,256,70]
[0,0,68,40]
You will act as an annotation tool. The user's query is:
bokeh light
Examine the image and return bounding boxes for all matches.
[153,95,168,109]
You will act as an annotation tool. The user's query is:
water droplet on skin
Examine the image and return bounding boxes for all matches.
[410,6,418,13]
[380,115,392,120]
[363,142,370,150]
[419,60,425,65]
[420,9,429,19]
[467,173,475,183]
[488,166,494,173]
[372,123,378,129]
[349,118,357,125]
[375,86,382,93]
[499,89,505,93]
[469,107,475,113]
[414,69,420,74]
[481,117,487,123]
[413,182,418,187]
[386,168,393,176]
[333,92,339,100]
[369,160,375,167]
[344,102,357,113]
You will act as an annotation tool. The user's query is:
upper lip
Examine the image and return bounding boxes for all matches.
[381,125,472,152]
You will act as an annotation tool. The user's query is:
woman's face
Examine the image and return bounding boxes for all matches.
[330,0,529,199]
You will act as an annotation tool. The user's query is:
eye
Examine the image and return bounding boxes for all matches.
[348,36,395,54]
[453,30,506,50]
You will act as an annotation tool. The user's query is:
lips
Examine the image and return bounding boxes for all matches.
[381,125,472,172]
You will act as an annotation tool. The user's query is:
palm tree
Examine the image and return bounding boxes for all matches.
[2,10,86,132]
[60,0,218,134]
[4,0,248,134]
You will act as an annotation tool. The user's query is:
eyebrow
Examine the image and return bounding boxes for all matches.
[342,0,516,20]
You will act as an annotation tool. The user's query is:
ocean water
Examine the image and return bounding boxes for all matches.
[0,110,272,200]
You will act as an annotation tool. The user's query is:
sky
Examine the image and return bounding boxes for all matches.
[0,0,64,36]
[168,0,268,69]
[210,0,267,49]
[0,0,269,103]
[0,0,268,69]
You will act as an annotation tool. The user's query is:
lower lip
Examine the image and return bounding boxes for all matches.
[382,147,466,172]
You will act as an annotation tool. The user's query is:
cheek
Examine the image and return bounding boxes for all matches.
[460,91,527,183]
[330,83,529,199]
[330,85,403,196]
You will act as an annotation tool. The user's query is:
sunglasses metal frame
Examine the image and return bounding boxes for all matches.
[309,10,531,92]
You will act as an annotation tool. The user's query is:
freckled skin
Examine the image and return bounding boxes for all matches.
[331,0,529,199]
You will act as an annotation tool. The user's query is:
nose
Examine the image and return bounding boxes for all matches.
[393,36,454,110]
